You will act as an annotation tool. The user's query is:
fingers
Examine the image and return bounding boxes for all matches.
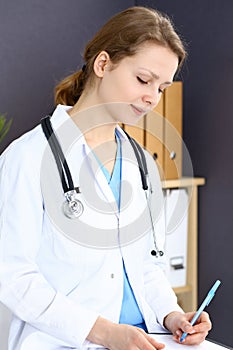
[199,311,212,330]
[173,312,212,345]
[193,312,212,334]
[173,330,209,346]
[145,334,165,350]
[186,311,212,335]
[135,329,165,350]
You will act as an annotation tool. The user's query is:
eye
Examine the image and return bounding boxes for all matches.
[137,76,148,84]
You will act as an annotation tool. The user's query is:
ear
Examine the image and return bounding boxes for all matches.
[93,51,111,78]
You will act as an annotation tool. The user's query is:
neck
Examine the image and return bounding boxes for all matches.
[68,95,119,175]
[84,124,117,149]
[68,94,118,147]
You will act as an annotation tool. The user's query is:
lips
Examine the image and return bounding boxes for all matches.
[130,104,147,116]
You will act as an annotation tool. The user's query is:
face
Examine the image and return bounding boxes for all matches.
[93,42,179,125]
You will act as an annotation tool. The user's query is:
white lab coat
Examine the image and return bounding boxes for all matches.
[0,105,182,350]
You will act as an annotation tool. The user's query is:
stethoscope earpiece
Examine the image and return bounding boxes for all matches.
[151,250,164,257]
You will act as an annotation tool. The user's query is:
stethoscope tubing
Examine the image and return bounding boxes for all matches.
[41,116,74,193]
[123,131,148,191]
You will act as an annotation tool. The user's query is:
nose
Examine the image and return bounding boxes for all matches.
[142,90,161,109]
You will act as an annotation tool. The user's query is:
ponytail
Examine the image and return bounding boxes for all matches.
[55,69,85,106]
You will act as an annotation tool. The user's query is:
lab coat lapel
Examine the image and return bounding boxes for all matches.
[83,147,119,214]
[120,139,142,214]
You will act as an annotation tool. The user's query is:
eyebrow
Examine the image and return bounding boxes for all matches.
[139,68,173,85]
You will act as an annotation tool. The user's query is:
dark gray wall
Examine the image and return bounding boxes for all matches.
[1,0,233,348]
[0,0,133,152]
[137,0,233,347]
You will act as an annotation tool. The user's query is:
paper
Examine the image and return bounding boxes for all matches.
[85,334,231,349]
[150,334,231,349]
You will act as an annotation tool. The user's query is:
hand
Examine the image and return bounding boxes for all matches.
[87,317,165,350]
[164,311,212,345]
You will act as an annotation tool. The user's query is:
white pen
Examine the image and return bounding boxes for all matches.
[180,280,221,343]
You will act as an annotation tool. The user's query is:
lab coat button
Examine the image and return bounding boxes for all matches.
[110,273,114,278]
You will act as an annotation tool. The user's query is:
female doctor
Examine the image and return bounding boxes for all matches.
[0,6,211,350]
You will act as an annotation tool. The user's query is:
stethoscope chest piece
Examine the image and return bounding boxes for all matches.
[63,190,84,219]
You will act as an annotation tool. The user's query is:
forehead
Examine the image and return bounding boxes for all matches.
[121,42,179,77]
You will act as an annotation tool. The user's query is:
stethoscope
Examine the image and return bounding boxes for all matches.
[41,115,163,257]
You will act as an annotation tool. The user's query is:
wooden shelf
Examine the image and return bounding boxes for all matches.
[162,176,205,189]
[173,285,192,295]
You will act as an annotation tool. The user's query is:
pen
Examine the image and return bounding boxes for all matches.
[180,279,221,343]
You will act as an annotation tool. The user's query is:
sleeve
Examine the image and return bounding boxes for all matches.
[142,150,184,327]
[0,140,99,348]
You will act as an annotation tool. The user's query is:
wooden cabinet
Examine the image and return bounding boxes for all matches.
[146,81,183,180]
[124,81,183,180]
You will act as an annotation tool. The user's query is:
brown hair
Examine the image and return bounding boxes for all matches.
[55,6,187,106]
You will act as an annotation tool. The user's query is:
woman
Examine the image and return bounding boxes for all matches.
[0,6,211,350]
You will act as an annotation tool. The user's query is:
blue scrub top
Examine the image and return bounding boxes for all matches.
[94,129,146,330]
